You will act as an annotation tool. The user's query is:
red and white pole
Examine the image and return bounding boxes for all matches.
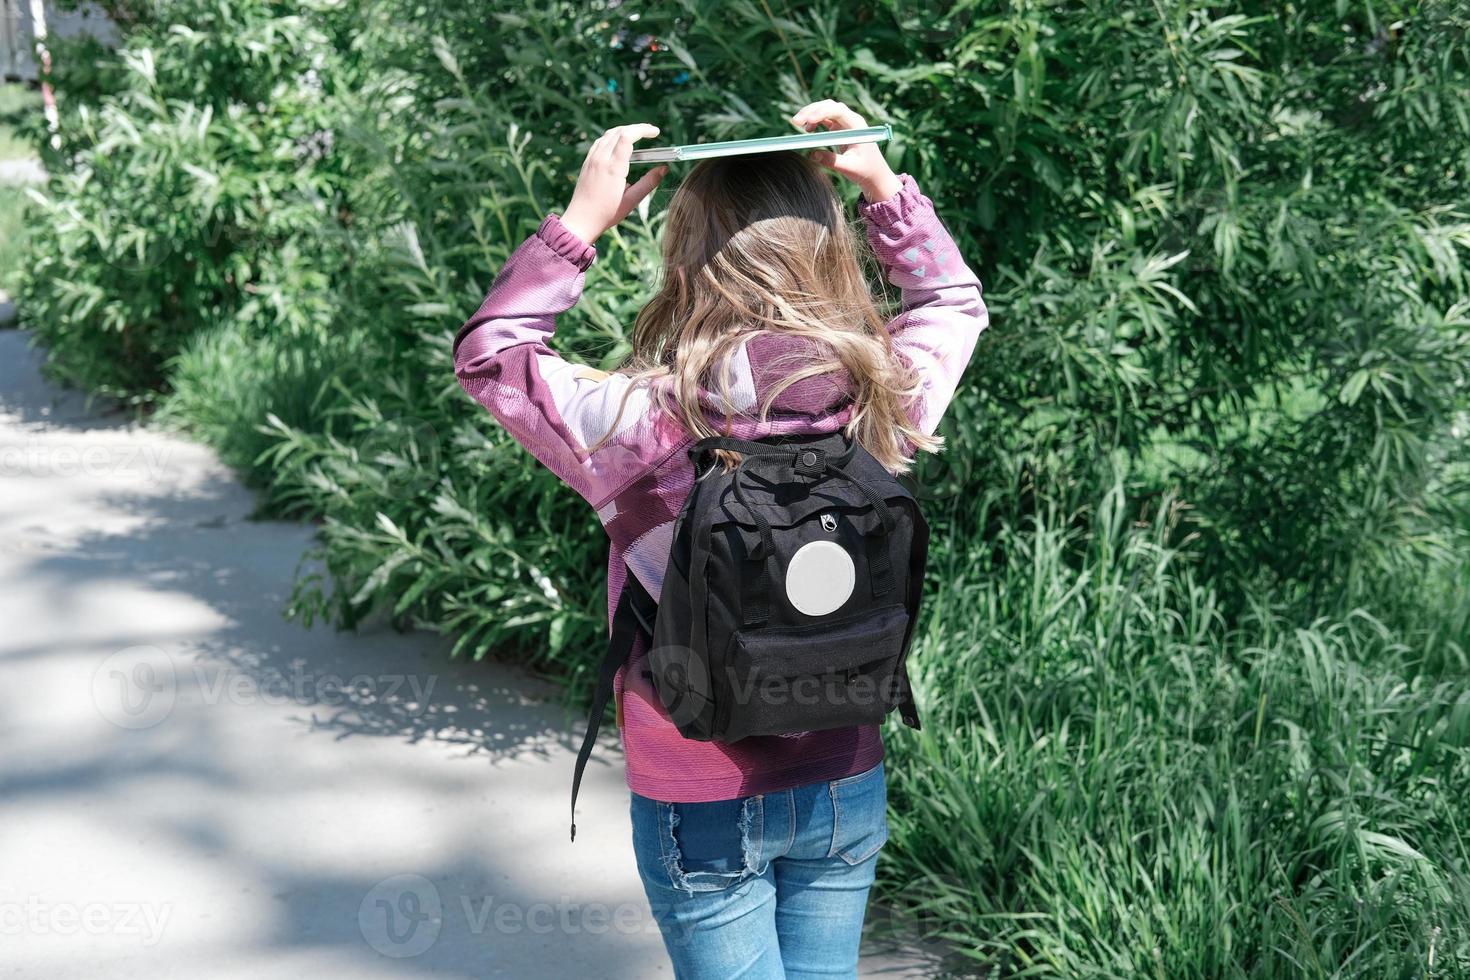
[28,0,60,150]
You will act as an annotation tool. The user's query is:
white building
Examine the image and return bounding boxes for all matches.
[2,0,115,81]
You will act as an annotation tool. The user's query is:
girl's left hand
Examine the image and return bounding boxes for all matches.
[560,124,669,246]
[791,100,902,203]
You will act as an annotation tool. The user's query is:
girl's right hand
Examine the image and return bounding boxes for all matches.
[560,124,669,246]
[791,100,902,203]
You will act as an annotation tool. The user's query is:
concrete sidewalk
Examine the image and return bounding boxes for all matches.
[0,329,936,979]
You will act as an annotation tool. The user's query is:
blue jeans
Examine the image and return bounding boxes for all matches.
[629,760,888,979]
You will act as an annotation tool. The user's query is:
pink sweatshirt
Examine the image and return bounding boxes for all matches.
[454,173,987,802]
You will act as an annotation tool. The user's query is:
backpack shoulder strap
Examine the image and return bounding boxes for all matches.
[569,566,654,841]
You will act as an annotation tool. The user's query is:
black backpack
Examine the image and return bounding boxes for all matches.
[570,431,927,840]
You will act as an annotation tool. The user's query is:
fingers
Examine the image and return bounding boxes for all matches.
[617,164,668,218]
[808,149,839,171]
[582,130,615,173]
[590,123,661,167]
[791,99,867,133]
[567,124,665,241]
[613,123,661,149]
[809,148,860,180]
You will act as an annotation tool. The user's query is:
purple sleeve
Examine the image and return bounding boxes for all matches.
[453,215,671,511]
[859,174,989,437]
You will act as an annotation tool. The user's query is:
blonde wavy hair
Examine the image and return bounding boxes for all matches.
[608,151,938,473]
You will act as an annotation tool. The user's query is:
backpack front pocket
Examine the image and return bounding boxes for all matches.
[717,604,910,742]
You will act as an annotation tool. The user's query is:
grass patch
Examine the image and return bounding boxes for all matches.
[0,83,41,161]
[0,83,42,297]
[16,3,1470,972]
[0,186,29,297]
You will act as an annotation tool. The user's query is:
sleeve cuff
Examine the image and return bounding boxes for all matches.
[537,214,597,271]
[856,173,929,227]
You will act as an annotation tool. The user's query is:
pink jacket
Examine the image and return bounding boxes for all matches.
[454,173,987,802]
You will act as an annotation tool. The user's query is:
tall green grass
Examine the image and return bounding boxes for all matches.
[884,487,1470,975]
[15,0,1470,973]
[0,83,40,159]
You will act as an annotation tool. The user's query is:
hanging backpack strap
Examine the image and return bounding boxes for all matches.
[896,670,922,730]
[895,503,929,732]
[570,568,655,842]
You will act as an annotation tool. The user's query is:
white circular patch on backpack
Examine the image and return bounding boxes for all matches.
[785,540,856,616]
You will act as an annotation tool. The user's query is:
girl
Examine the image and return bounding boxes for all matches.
[454,99,987,979]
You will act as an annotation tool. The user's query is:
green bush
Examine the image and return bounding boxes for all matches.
[22,0,357,398]
[19,0,1470,973]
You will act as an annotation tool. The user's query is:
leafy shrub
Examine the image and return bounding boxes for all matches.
[18,0,1470,973]
[22,0,357,398]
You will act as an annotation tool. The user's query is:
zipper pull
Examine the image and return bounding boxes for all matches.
[820,512,837,533]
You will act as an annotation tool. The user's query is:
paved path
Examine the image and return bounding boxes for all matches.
[0,158,45,185]
[0,329,934,979]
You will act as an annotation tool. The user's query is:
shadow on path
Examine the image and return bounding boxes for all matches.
[0,329,657,979]
[0,328,950,979]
